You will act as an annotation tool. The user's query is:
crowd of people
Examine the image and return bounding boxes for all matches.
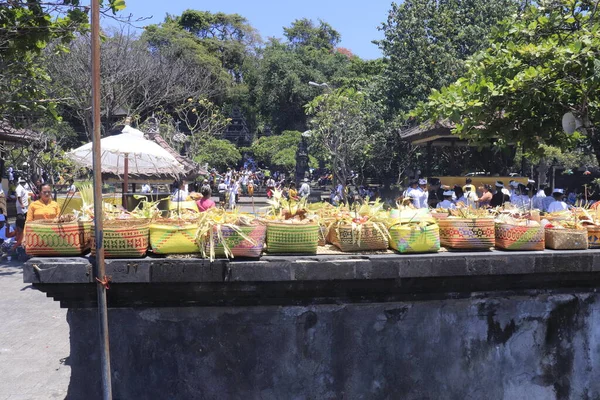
[160,167,313,210]
[401,177,590,212]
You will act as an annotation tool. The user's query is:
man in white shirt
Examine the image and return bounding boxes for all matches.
[141,182,152,193]
[547,188,569,212]
[299,178,311,199]
[15,178,29,216]
[416,179,429,208]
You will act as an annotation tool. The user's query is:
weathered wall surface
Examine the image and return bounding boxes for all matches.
[66,292,600,400]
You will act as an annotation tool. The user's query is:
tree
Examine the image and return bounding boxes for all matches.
[283,18,341,50]
[251,130,304,171]
[305,88,376,195]
[376,0,526,116]
[247,25,354,133]
[145,10,259,84]
[0,0,125,126]
[46,28,221,139]
[412,0,600,165]
[192,137,242,170]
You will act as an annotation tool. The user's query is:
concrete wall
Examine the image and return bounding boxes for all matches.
[66,292,600,400]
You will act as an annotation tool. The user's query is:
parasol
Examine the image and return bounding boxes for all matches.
[67,125,185,206]
[67,125,185,176]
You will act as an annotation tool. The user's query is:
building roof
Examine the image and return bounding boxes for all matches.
[0,120,41,144]
[146,132,207,176]
[399,120,457,145]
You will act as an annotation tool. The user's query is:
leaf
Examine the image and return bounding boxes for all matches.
[110,0,126,12]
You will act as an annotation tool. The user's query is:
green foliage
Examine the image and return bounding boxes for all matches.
[192,137,242,170]
[145,10,259,85]
[376,0,524,116]
[283,18,341,50]
[306,88,377,189]
[247,31,355,132]
[251,130,303,171]
[0,1,125,125]
[142,17,231,87]
[412,0,600,164]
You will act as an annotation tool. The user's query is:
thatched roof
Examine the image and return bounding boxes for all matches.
[146,132,207,177]
[0,120,41,144]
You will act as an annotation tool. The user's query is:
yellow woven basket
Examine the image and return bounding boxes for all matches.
[149,221,200,254]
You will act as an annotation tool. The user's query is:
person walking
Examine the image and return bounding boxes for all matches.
[299,178,311,199]
[228,180,239,209]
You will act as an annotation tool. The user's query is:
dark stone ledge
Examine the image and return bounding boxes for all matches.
[23,250,600,308]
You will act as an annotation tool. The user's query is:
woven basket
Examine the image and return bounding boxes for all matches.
[91,219,149,258]
[587,226,600,249]
[208,224,266,258]
[389,223,440,253]
[25,220,91,256]
[318,224,329,246]
[545,228,588,250]
[329,222,389,252]
[437,218,495,250]
[495,223,544,251]
[430,212,449,220]
[149,221,200,254]
[266,221,319,254]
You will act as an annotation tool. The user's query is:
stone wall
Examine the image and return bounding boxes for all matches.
[25,252,600,399]
[66,292,599,400]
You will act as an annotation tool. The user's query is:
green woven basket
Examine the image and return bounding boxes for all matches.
[266,221,319,254]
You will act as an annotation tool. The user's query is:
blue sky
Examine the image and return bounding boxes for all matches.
[112,0,394,59]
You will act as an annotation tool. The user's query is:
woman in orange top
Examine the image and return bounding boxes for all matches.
[26,184,60,222]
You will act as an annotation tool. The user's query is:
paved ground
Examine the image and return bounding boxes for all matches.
[0,261,70,399]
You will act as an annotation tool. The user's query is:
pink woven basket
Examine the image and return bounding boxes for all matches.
[437,218,495,250]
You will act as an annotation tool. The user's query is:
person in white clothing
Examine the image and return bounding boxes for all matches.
[547,188,569,213]
[141,182,152,193]
[171,181,188,202]
[437,191,456,209]
[15,178,29,215]
[508,181,520,203]
[228,180,240,209]
[462,186,479,208]
[417,178,428,208]
[406,180,421,208]
[298,178,311,198]
[533,184,547,210]
[542,189,555,212]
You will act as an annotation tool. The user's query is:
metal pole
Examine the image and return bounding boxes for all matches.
[91,1,112,398]
[122,155,128,208]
